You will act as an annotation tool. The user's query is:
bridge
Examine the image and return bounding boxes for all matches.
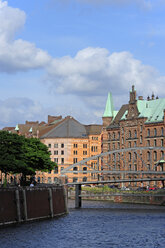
[60,147,165,207]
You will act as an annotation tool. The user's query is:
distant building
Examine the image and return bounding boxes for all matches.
[102,86,165,188]
[2,115,102,184]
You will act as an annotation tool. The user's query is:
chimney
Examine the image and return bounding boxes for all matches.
[138,96,143,100]
[151,93,155,100]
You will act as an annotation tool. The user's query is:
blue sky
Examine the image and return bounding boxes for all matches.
[0,0,165,128]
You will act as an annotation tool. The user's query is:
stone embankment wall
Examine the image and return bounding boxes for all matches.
[68,190,165,206]
[0,186,68,227]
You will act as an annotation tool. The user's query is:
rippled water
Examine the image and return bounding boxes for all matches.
[0,200,165,248]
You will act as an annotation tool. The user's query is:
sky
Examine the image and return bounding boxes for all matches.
[0,0,165,129]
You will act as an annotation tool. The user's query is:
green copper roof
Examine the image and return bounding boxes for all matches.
[103,92,114,117]
[29,127,33,133]
[137,98,165,123]
[15,124,19,131]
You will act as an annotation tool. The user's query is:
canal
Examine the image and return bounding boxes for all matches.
[0,200,165,248]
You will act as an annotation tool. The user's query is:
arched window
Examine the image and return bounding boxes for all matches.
[161,127,164,136]
[83,167,87,174]
[161,151,164,159]
[154,128,157,136]
[128,152,131,161]
[73,167,78,174]
[154,151,157,161]
[147,151,151,161]
[134,130,137,138]
[83,177,87,182]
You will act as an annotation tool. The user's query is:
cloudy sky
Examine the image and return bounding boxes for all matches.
[0,0,165,128]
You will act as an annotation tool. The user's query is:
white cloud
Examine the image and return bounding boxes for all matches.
[46,47,165,110]
[0,0,51,73]
[0,98,45,129]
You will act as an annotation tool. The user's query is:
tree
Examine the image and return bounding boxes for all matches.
[0,131,24,176]
[0,131,56,182]
[22,137,55,176]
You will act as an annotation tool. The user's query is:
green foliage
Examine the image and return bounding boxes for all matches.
[0,131,56,176]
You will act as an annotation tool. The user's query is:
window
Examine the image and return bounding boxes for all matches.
[129,164,131,171]
[154,128,157,137]
[147,151,151,161]
[154,139,157,147]
[108,133,111,140]
[73,167,78,174]
[134,152,137,161]
[113,132,115,139]
[61,167,64,172]
[161,139,163,147]
[61,158,64,164]
[73,158,77,163]
[161,127,164,136]
[83,144,87,148]
[128,152,131,161]
[48,177,52,184]
[83,167,87,174]
[91,146,97,152]
[118,142,120,149]
[129,142,131,148]
[61,143,64,148]
[54,158,58,163]
[61,150,64,155]
[118,132,120,139]
[122,137,124,145]
[48,144,51,148]
[73,177,78,183]
[140,135,142,144]
[54,167,58,174]
[134,141,136,147]
[147,140,150,147]
[161,151,164,159]
[54,143,58,148]
[74,144,78,148]
[74,150,77,155]
[83,151,87,155]
[147,129,150,137]
[54,150,58,155]
[134,164,137,171]
[129,130,131,138]
[134,130,137,138]
[154,151,157,161]
[140,125,143,132]
[83,177,87,182]
[113,143,115,149]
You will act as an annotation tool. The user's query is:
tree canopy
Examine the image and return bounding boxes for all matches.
[0,131,55,176]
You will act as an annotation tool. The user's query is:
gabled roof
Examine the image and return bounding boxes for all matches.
[40,116,88,138]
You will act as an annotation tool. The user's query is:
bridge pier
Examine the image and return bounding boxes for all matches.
[75,184,82,208]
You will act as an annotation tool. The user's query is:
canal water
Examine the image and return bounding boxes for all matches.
[0,200,165,248]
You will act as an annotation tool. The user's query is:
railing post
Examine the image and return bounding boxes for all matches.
[75,184,81,208]
[15,189,21,223]
[48,188,54,218]
[22,189,28,221]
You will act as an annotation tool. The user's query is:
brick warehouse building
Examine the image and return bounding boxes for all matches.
[2,115,102,184]
[102,86,165,188]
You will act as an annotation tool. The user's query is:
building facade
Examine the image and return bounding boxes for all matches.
[102,86,165,188]
[1,115,102,184]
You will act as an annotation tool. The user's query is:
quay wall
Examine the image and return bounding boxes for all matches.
[68,190,165,206]
[0,185,68,227]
